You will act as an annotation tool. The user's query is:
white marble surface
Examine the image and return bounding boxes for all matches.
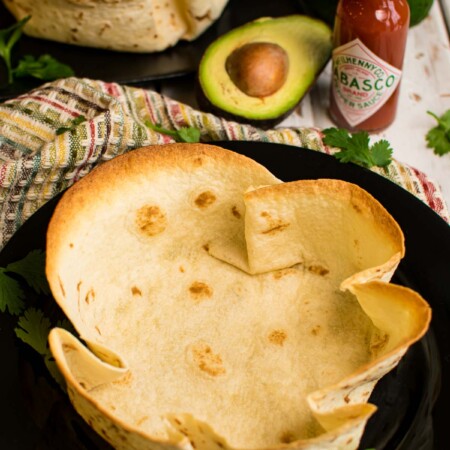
[159,1,450,209]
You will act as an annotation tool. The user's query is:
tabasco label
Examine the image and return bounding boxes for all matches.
[331,39,402,127]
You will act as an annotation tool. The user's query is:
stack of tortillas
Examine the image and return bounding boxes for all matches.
[46,143,431,450]
[2,0,229,52]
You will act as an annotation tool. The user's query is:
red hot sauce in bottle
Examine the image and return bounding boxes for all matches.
[329,0,410,132]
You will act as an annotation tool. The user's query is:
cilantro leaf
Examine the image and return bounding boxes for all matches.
[370,139,393,167]
[13,54,74,81]
[321,127,351,149]
[0,269,25,315]
[0,15,31,84]
[15,307,68,389]
[176,127,201,143]
[323,127,393,169]
[0,249,49,314]
[346,130,370,153]
[343,131,373,166]
[56,115,87,135]
[0,249,74,389]
[426,110,450,156]
[145,120,201,143]
[15,307,51,355]
[5,249,50,294]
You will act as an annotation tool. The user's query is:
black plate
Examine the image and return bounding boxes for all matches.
[0,0,304,99]
[0,141,448,450]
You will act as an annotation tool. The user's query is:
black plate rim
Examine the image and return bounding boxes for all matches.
[0,141,448,450]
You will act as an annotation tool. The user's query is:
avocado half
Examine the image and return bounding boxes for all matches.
[197,15,332,129]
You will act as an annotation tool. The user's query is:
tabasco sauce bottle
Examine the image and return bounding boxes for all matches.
[329,0,410,132]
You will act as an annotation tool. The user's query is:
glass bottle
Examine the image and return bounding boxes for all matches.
[329,0,410,132]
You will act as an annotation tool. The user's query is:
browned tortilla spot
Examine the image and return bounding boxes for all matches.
[231,206,241,218]
[59,277,66,297]
[136,205,167,236]
[62,343,77,352]
[268,329,287,346]
[85,288,95,304]
[272,268,296,279]
[189,282,213,301]
[261,223,290,235]
[136,416,149,426]
[279,431,295,443]
[307,265,329,276]
[370,332,390,355]
[352,203,362,213]
[259,211,290,234]
[195,191,216,208]
[193,157,203,166]
[190,342,226,376]
[131,286,142,296]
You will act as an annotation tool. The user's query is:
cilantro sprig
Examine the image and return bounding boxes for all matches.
[426,110,450,156]
[15,307,52,356]
[13,54,74,81]
[0,16,74,86]
[0,269,25,315]
[0,249,71,387]
[145,120,201,143]
[323,128,393,169]
[56,114,87,135]
[0,15,30,84]
[0,249,49,315]
[15,307,71,387]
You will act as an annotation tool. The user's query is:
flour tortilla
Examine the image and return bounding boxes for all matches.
[2,0,229,52]
[46,143,431,450]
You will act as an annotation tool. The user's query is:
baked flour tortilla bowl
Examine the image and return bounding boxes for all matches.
[45,143,431,450]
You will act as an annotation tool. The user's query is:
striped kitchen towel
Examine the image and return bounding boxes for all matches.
[0,77,448,250]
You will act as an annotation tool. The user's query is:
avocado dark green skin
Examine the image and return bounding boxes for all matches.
[195,79,295,130]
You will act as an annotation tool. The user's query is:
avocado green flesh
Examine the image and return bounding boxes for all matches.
[198,15,332,122]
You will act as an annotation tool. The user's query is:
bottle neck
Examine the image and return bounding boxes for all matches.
[336,0,410,31]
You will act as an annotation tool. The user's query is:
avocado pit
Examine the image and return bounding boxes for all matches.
[225,42,289,98]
